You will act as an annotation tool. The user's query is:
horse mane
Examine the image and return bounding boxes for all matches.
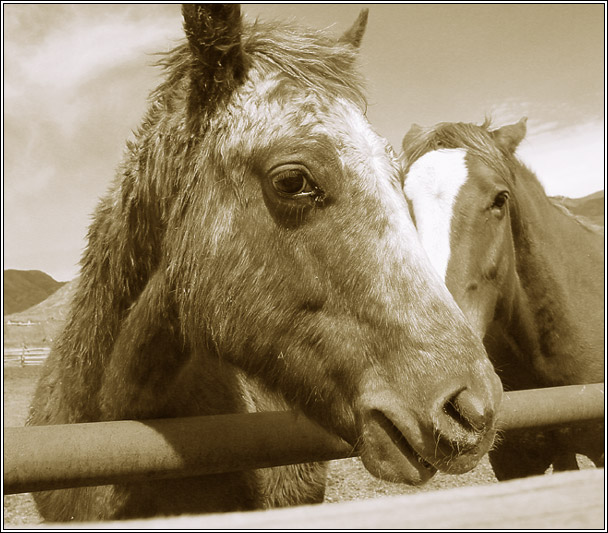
[512,161,604,235]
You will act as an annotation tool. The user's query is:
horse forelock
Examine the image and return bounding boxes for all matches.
[151,18,366,117]
[404,120,511,180]
[242,19,367,110]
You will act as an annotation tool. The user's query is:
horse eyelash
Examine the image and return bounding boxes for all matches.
[312,187,326,206]
[293,186,325,205]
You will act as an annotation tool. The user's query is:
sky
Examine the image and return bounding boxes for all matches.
[3,3,605,282]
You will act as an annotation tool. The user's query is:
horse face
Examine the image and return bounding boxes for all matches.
[404,148,516,338]
[175,5,502,485]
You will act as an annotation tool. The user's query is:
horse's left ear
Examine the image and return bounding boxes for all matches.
[339,9,369,48]
[492,117,527,154]
[182,4,247,112]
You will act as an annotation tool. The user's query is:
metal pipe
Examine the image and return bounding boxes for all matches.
[4,412,352,495]
[498,383,604,430]
[3,383,604,495]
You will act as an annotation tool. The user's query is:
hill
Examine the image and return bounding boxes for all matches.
[7,279,77,323]
[3,279,77,349]
[552,190,604,226]
[3,270,66,316]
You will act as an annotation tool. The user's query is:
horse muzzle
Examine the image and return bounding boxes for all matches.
[356,372,502,485]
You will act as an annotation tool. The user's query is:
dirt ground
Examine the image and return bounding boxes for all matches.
[4,363,587,527]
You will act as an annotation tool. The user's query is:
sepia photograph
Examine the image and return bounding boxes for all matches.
[3,3,605,529]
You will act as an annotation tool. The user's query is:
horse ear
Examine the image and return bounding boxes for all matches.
[492,117,528,154]
[182,4,246,110]
[402,124,423,153]
[339,9,369,48]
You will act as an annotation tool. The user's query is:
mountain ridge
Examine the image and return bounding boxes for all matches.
[3,269,66,316]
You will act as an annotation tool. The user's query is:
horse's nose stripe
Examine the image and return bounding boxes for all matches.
[404,149,469,281]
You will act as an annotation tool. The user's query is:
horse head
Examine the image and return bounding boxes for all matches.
[113,4,503,485]
[402,118,527,338]
[31,7,504,511]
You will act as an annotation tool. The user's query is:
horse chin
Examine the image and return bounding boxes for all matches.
[432,428,498,475]
[357,410,496,485]
[358,413,438,485]
[359,441,438,486]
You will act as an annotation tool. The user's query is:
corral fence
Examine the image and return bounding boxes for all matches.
[4,383,604,497]
[3,346,50,367]
[40,469,606,529]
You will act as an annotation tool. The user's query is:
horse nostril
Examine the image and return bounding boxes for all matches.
[444,388,493,433]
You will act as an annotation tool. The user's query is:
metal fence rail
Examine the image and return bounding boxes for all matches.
[3,383,604,495]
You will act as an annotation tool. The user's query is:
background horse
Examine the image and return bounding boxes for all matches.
[26,5,502,521]
[401,118,604,480]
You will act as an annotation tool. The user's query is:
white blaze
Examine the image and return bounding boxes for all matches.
[403,149,469,280]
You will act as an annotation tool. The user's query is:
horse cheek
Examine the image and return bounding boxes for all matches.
[97,270,190,419]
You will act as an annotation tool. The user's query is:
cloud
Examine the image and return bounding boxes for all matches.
[517,119,605,198]
[4,6,182,184]
[3,5,182,282]
[9,14,181,92]
[4,5,182,138]
[485,99,604,198]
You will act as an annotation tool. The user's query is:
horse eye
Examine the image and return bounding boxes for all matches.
[491,191,509,210]
[271,168,314,196]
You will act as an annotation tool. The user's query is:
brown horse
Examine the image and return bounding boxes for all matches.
[401,118,604,480]
[27,5,502,521]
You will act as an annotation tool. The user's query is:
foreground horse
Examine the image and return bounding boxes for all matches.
[28,5,502,521]
[401,118,604,480]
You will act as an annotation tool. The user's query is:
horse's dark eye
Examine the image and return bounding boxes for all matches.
[491,191,509,210]
[271,167,314,197]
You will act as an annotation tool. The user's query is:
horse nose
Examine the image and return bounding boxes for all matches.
[442,387,495,434]
[430,374,502,472]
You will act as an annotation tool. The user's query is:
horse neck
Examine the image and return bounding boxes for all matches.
[493,161,604,385]
[51,111,181,421]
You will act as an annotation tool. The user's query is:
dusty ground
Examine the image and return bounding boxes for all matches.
[4,363,589,527]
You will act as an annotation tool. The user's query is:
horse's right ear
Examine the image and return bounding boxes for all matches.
[402,123,423,153]
[339,9,369,48]
[182,4,247,111]
[491,117,527,154]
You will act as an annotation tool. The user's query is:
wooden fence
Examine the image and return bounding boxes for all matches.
[45,469,605,529]
[3,346,50,366]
